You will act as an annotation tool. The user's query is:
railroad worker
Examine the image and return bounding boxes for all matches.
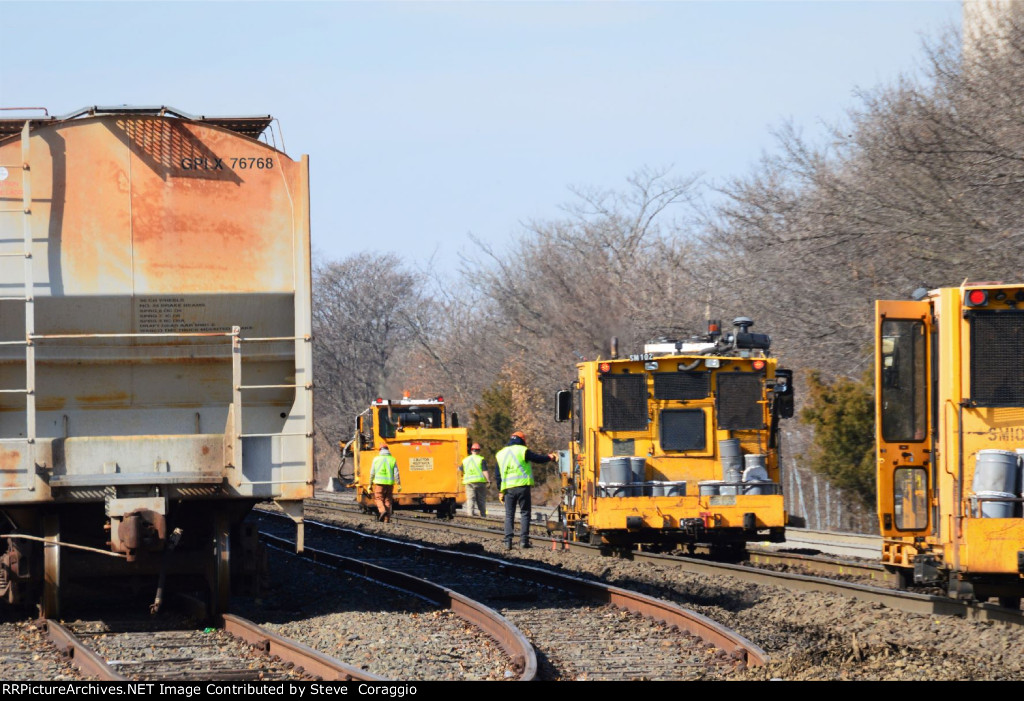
[370,443,401,523]
[496,431,556,550]
[460,443,491,517]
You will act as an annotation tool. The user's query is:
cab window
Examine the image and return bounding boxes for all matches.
[893,467,928,530]
[377,406,443,437]
[880,319,927,442]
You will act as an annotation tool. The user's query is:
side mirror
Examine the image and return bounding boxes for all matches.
[774,368,795,419]
[555,389,572,423]
[451,411,460,428]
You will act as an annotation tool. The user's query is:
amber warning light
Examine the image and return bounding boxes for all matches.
[599,362,612,373]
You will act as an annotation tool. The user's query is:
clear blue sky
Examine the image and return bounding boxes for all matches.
[1,1,960,277]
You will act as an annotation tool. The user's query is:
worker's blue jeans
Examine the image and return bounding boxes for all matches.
[503,486,531,546]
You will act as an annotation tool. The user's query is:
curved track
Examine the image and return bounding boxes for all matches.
[255,510,767,680]
[43,613,377,681]
[260,532,537,680]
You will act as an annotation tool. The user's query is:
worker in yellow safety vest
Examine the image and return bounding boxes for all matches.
[370,444,401,523]
[460,443,490,517]
[496,431,556,550]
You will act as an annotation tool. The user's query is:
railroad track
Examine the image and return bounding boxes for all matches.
[301,495,1024,625]
[254,509,766,680]
[255,533,537,680]
[310,495,895,584]
[38,613,378,681]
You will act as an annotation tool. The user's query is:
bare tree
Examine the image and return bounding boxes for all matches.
[448,167,707,450]
[704,10,1024,384]
[312,251,433,479]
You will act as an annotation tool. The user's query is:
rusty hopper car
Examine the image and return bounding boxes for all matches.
[0,106,313,616]
[554,319,794,553]
[352,397,467,519]
[877,283,1024,607]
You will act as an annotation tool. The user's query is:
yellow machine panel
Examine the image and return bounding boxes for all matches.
[554,319,794,551]
[877,284,1024,605]
[351,397,467,518]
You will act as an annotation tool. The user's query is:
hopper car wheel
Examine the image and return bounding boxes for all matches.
[41,514,61,619]
[209,513,231,617]
[999,596,1021,610]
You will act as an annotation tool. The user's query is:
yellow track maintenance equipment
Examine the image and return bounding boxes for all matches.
[877,283,1024,606]
[554,319,794,552]
[350,396,467,519]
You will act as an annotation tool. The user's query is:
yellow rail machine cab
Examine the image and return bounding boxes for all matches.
[554,318,794,552]
[352,397,467,519]
[877,283,1024,606]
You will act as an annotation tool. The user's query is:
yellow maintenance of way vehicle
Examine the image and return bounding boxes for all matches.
[554,318,794,553]
[351,396,468,519]
[877,283,1024,607]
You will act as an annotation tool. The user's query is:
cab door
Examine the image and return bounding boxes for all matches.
[876,300,933,538]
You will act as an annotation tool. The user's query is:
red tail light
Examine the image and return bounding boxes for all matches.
[966,289,988,307]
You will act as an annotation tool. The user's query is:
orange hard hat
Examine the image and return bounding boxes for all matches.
[511,431,526,441]
[471,443,482,451]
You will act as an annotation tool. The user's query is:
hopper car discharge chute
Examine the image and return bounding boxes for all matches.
[553,318,794,553]
[877,283,1024,608]
[347,396,468,520]
[0,106,313,617]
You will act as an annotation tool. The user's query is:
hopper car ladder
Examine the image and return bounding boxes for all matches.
[0,121,36,494]
[231,326,313,552]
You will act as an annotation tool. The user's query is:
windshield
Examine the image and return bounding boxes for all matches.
[378,406,444,437]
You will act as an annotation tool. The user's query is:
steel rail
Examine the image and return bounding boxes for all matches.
[265,514,768,668]
[221,613,385,681]
[260,533,538,680]
[45,614,377,682]
[44,619,127,681]
[744,548,897,585]
[314,496,887,582]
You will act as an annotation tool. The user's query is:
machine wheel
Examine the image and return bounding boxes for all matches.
[41,514,60,619]
[883,565,910,591]
[948,576,975,601]
[709,543,747,563]
[998,596,1021,610]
